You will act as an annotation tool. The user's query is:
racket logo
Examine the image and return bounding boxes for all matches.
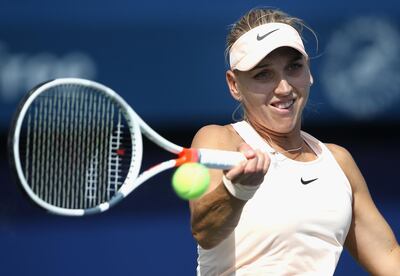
[116,149,126,156]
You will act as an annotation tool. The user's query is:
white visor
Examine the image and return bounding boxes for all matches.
[229,22,308,71]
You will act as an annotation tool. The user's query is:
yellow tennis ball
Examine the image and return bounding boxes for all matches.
[172,163,210,200]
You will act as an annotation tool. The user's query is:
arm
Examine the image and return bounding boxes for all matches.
[189,124,270,249]
[328,144,400,276]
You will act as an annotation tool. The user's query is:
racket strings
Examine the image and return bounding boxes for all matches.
[21,84,135,209]
[107,111,123,197]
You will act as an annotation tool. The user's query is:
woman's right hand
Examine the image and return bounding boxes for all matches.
[224,143,270,187]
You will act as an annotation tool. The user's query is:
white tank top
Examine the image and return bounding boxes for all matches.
[197,121,353,276]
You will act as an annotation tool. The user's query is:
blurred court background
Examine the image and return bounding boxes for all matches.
[0,0,399,275]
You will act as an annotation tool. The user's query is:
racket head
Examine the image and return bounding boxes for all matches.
[9,78,143,216]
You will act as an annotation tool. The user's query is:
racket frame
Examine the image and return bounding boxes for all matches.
[10,78,244,216]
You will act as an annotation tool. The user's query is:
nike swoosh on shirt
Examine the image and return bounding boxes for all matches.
[301,177,318,185]
[256,29,279,41]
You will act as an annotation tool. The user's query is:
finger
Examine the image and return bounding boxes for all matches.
[225,150,270,186]
[238,143,256,159]
[262,153,271,173]
[254,150,265,172]
[224,160,246,181]
[243,153,259,174]
[243,150,265,174]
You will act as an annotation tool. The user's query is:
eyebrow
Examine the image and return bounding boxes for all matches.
[251,54,303,71]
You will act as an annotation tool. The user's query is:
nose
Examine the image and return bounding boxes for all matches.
[274,79,292,96]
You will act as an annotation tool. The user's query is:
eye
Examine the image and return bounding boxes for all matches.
[287,62,303,72]
[253,70,273,81]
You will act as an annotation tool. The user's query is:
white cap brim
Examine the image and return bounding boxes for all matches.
[229,23,308,71]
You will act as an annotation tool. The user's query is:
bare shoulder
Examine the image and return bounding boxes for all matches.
[191,124,242,151]
[325,143,354,165]
[325,143,365,192]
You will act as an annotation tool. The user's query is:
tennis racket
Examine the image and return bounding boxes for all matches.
[9,78,244,216]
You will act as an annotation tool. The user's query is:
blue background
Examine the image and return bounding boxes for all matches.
[0,0,399,275]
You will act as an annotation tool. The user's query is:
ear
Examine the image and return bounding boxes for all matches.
[309,73,314,86]
[226,70,242,101]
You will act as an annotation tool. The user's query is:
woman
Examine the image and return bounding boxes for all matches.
[189,8,400,275]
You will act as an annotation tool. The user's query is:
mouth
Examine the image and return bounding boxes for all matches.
[270,99,295,110]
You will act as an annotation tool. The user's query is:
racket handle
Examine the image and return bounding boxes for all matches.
[197,148,246,170]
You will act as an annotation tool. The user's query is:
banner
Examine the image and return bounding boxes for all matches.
[1,1,399,128]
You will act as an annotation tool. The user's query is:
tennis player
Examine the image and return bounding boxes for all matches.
[189,7,400,275]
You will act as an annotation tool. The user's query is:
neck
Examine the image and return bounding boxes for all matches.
[246,118,303,153]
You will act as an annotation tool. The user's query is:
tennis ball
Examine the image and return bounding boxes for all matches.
[172,163,210,200]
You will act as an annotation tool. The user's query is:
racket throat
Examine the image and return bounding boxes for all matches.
[175,148,199,166]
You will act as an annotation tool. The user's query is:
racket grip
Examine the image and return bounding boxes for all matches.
[197,148,246,170]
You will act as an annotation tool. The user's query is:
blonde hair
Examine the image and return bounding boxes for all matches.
[225,8,315,61]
